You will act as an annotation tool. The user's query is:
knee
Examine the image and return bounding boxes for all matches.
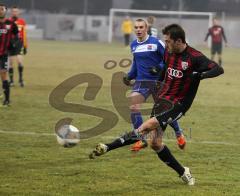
[150,141,164,151]
[130,104,141,112]
[149,136,163,151]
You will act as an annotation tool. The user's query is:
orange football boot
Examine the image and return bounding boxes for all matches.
[130,140,148,152]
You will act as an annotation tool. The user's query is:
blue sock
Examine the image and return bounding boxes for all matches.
[170,121,182,137]
[131,112,143,129]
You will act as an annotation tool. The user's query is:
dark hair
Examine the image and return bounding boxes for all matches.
[162,24,186,43]
[12,5,18,9]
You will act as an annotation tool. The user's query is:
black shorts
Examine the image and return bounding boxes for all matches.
[8,40,23,56]
[151,100,185,130]
[211,43,222,55]
[0,55,8,70]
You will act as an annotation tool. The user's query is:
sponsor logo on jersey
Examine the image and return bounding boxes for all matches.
[133,44,157,53]
[6,25,11,30]
[213,28,221,35]
[181,61,188,70]
[147,44,152,50]
[167,67,183,79]
[0,29,7,34]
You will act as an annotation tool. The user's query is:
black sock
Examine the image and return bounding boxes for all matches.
[9,68,14,83]
[157,145,185,176]
[18,64,24,82]
[2,80,10,102]
[106,130,140,151]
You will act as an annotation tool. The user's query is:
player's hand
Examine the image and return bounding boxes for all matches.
[149,67,161,75]
[23,47,27,55]
[122,75,131,86]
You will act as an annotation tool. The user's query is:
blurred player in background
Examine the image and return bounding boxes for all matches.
[89,24,224,186]
[8,6,28,87]
[0,4,18,106]
[147,16,158,38]
[205,18,227,66]
[121,16,133,46]
[123,19,185,152]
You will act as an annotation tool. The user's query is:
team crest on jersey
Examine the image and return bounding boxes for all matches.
[0,29,7,34]
[147,45,152,50]
[6,25,11,30]
[181,61,188,70]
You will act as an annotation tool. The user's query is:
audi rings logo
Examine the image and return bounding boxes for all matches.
[167,67,183,78]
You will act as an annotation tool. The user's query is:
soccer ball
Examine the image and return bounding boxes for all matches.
[55,124,80,148]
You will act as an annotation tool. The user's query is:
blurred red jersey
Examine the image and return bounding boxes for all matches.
[9,17,28,48]
[0,19,18,56]
[205,25,227,44]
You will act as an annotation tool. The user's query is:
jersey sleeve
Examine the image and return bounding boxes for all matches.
[23,21,28,48]
[12,22,19,36]
[157,39,165,69]
[221,27,227,43]
[193,52,224,79]
[157,39,165,56]
[127,57,137,80]
[204,28,211,41]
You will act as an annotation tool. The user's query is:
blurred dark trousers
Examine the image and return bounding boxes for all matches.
[124,34,130,46]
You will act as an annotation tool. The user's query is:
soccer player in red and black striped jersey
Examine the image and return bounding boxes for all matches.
[205,18,227,66]
[0,3,18,106]
[89,24,224,185]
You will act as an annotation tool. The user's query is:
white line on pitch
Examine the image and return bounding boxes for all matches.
[0,130,239,146]
[0,130,54,136]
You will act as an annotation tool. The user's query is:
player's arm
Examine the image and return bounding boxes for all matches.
[123,57,137,85]
[157,62,166,81]
[204,28,211,41]
[23,20,28,54]
[12,21,19,36]
[221,27,227,45]
[193,53,224,80]
[9,22,19,50]
[127,57,137,79]
[149,39,165,76]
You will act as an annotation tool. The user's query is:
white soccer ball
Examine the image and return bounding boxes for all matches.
[56,125,80,148]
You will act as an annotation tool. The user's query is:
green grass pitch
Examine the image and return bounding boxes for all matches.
[0,40,240,195]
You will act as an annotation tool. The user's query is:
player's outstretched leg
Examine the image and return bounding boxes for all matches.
[89,129,141,159]
[89,143,108,159]
[89,117,160,159]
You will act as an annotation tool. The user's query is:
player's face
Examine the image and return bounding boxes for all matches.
[134,21,148,41]
[213,19,219,26]
[0,6,6,18]
[11,8,19,17]
[164,34,177,53]
[164,34,182,53]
